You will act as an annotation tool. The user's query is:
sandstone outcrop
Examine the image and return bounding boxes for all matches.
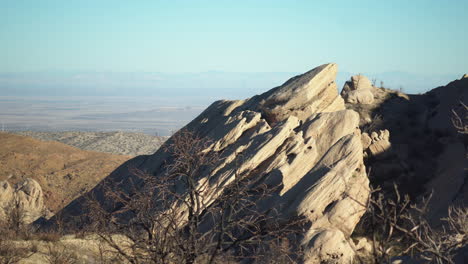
[362,129,392,158]
[345,75,468,227]
[341,75,376,105]
[50,63,370,263]
[0,178,45,223]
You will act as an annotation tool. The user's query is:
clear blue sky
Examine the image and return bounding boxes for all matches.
[1,0,467,75]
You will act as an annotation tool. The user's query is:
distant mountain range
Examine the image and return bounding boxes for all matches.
[0,71,462,98]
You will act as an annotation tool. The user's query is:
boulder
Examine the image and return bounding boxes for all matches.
[365,129,392,158]
[49,63,369,263]
[303,229,355,264]
[342,75,373,93]
[15,178,45,223]
[0,178,45,224]
[341,75,376,104]
[345,89,375,104]
[354,236,374,254]
[462,74,468,79]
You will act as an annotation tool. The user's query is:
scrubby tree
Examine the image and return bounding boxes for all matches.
[85,129,304,264]
[354,184,467,264]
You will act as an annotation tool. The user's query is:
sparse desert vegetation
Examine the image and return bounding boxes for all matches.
[2,0,467,262]
[0,132,131,213]
[12,131,167,156]
[1,65,467,263]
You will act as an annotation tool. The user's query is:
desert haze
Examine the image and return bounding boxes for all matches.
[0,96,207,136]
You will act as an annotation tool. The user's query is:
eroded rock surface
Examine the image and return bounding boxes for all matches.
[49,63,369,264]
[0,178,45,223]
[341,75,376,105]
[362,129,392,158]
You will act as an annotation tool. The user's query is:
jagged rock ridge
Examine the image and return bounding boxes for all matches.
[49,64,369,263]
[341,74,467,225]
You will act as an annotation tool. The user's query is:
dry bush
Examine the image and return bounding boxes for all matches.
[85,129,304,264]
[0,239,32,264]
[33,232,62,243]
[3,197,29,239]
[0,198,36,264]
[94,239,126,264]
[355,184,467,264]
[44,242,78,264]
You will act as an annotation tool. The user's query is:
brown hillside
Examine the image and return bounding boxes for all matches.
[0,132,131,212]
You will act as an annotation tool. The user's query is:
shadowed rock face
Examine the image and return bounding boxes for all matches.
[344,74,468,226]
[49,63,369,264]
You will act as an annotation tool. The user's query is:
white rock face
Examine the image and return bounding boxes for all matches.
[303,229,355,264]
[55,64,369,263]
[0,181,14,220]
[361,132,372,150]
[341,75,376,104]
[0,178,45,224]
[259,63,345,123]
[364,129,392,158]
[342,75,374,92]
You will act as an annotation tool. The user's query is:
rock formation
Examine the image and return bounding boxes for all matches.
[341,75,376,105]
[362,129,391,158]
[0,178,45,224]
[49,63,370,264]
[344,73,468,226]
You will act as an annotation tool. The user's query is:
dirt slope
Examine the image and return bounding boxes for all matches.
[0,132,131,212]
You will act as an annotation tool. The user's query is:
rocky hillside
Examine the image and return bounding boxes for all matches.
[341,73,467,224]
[13,131,167,156]
[43,65,467,263]
[0,132,131,213]
[48,64,370,263]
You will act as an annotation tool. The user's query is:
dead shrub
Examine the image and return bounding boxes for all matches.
[84,129,304,264]
[0,239,32,264]
[44,242,78,264]
[354,184,467,264]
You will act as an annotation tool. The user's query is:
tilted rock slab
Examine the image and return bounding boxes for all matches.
[51,63,369,263]
[0,178,45,224]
